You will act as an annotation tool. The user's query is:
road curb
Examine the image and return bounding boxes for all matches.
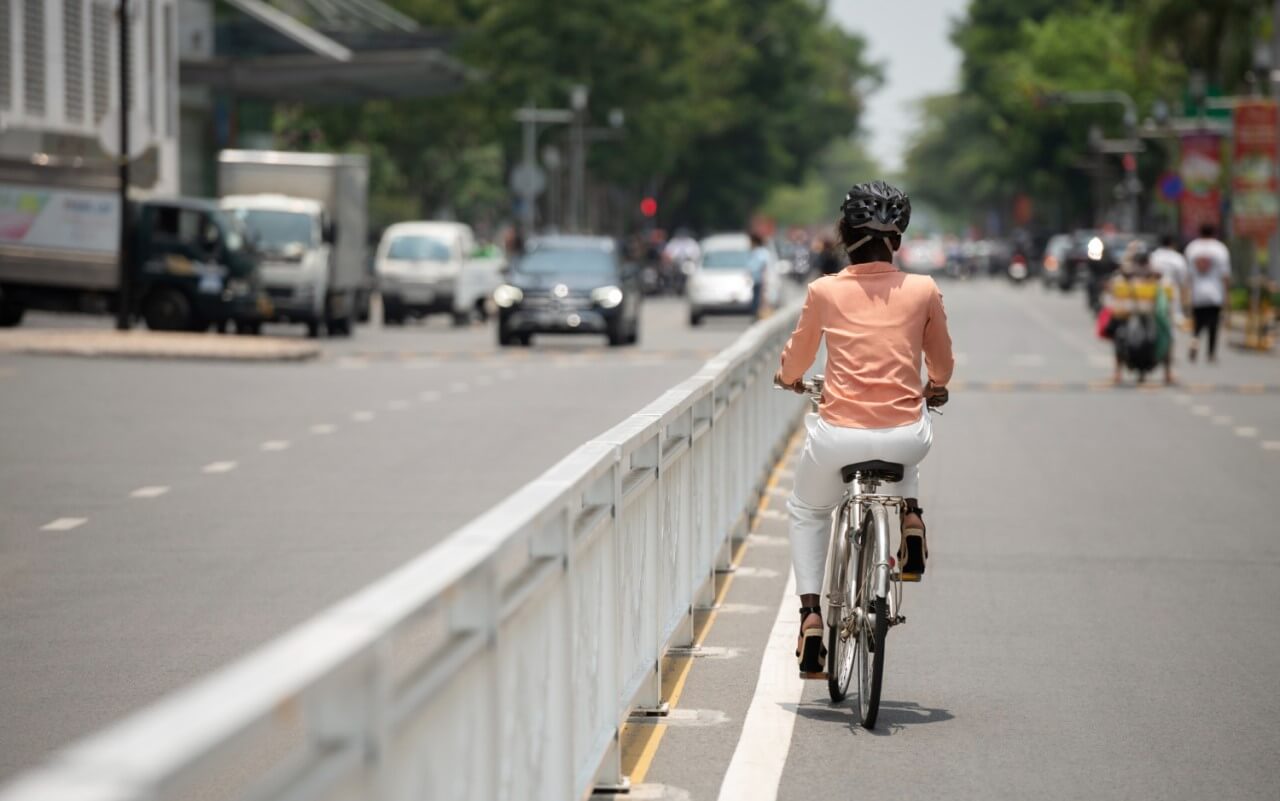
[0,329,320,362]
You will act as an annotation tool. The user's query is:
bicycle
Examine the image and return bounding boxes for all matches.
[785,374,930,728]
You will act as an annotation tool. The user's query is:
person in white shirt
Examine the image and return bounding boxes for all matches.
[1183,223,1232,363]
[1149,233,1188,377]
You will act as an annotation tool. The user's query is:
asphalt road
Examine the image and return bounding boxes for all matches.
[630,279,1280,801]
[0,297,758,780]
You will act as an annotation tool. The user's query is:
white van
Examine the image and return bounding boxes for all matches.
[375,221,503,326]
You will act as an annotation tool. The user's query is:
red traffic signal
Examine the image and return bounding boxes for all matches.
[640,197,658,217]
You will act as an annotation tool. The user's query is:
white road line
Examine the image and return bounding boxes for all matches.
[310,423,336,435]
[129,486,170,499]
[260,440,291,452]
[1234,426,1258,438]
[1011,353,1046,367]
[387,400,410,411]
[1211,415,1233,425]
[498,369,517,380]
[1172,394,1192,404]
[1191,405,1212,416]
[475,375,494,387]
[1262,441,1280,451]
[202,461,237,474]
[419,390,442,402]
[448,381,469,393]
[351,411,375,423]
[41,517,87,532]
[336,358,368,370]
[715,571,804,801]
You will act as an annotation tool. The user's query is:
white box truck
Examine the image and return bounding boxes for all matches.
[219,150,369,337]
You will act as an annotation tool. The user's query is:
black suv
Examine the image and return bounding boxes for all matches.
[494,236,641,347]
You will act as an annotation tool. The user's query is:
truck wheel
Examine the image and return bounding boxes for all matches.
[306,320,323,338]
[327,317,353,337]
[0,300,24,327]
[143,289,194,331]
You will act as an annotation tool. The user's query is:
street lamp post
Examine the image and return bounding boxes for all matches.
[1049,90,1144,229]
[568,85,589,233]
[115,0,133,331]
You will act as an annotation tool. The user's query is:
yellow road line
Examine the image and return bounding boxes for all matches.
[625,437,795,785]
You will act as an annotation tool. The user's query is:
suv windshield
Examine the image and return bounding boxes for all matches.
[233,209,315,254]
[388,236,451,261]
[702,250,751,269]
[517,248,614,274]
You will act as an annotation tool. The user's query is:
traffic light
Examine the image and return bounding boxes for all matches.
[640,197,658,218]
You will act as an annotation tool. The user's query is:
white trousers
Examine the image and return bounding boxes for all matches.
[786,410,933,595]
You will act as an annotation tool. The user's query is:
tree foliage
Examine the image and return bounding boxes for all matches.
[903,0,1267,233]
[274,0,881,232]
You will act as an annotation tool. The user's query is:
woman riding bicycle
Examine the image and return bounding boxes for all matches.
[774,181,954,676]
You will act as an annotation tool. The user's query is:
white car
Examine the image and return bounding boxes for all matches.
[687,233,782,326]
[375,221,503,325]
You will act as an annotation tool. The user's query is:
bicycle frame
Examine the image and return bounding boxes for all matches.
[826,483,903,627]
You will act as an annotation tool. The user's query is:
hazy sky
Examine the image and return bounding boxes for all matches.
[829,0,970,173]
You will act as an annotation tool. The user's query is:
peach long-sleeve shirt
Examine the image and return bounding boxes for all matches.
[779,262,955,429]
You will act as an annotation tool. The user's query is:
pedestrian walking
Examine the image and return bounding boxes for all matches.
[1183,223,1232,363]
[1150,233,1188,378]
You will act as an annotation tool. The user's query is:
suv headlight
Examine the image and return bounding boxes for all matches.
[494,284,524,308]
[591,285,624,309]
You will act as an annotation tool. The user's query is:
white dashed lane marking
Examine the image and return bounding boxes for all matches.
[1191,405,1212,416]
[387,400,411,411]
[129,486,170,499]
[351,411,375,423]
[1211,415,1232,425]
[42,518,87,532]
[1262,441,1280,451]
[260,440,290,452]
[1235,426,1258,438]
[475,375,494,387]
[1011,353,1046,367]
[419,390,441,402]
[202,461,237,474]
[448,382,469,393]
[310,423,336,435]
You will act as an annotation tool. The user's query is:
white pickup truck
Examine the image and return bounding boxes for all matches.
[374,221,504,326]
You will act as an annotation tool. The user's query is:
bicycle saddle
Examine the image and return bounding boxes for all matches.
[840,460,905,484]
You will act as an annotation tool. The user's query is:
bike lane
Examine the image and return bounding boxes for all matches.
[626,284,1280,801]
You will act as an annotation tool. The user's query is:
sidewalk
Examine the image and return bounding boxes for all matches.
[0,328,319,362]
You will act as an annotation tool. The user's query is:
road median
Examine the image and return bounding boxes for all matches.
[0,329,320,362]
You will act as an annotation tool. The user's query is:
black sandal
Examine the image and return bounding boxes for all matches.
[796,606,827,677]
[898,504,928,580]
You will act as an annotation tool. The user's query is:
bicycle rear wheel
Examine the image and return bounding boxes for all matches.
[854,516,889,728]
[826,503,854,702]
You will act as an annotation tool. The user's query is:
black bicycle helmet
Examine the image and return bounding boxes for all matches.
[840,180,911,251]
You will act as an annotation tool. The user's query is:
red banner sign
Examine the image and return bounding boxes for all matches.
[1179,132,1223,242]
[1231,100,1279,246]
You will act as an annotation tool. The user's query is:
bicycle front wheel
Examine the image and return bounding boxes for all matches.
[854,518,889,728]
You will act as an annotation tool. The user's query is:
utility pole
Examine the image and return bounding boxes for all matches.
[568,84,589,233]
[512,104,573,235]
[115,0,133,331]
[1271,0,1280,282]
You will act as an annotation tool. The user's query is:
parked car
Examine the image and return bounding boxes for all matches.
[687,232,782,326]
[375,221,500,326]
[493,235,641,347]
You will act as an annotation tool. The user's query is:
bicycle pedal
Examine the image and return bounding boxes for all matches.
[897,572,922,583]
[891,615,907,626]
[799,671,829,681]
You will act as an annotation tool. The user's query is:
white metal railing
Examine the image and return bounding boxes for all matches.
[0,304,806,801]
